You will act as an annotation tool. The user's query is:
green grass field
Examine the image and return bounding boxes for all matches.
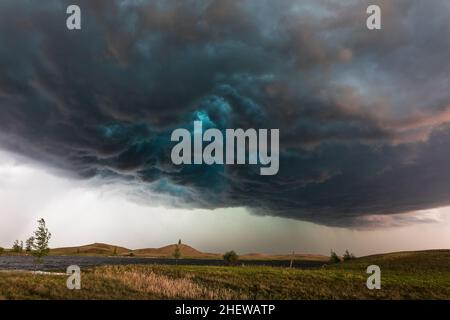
[0,250,449,300]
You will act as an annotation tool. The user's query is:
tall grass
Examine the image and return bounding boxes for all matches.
[96,266,248,299]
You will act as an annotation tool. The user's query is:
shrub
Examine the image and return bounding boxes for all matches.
[343,249,356,261]
[12,240,23,253]
[0,247,4,255]
[330,250,341,264]
[223,251,239,265]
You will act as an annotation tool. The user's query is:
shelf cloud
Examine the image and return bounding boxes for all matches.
[1,0,450,227]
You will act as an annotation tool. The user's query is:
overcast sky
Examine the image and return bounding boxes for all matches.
[1,0,450,255]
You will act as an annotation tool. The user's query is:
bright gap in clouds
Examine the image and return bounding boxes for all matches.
[0,151,449,256]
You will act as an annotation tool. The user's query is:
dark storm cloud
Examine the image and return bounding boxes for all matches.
[1,0,450,227]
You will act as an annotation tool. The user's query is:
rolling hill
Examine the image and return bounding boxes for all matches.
[50,243,130,256]
[330,249,450,271]
[133,244,220,258]
[49,242,329,261]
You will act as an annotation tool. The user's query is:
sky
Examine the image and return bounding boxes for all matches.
[1,0,450,255]
[1,150,450,256]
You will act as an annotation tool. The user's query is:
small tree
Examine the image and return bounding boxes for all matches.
[112,246,117,256]
[12,240,23,253]
[0,247,4,255]
[343,249,356,261]
[31,218,52,262]
[25,237,35,253]
[173,239,182,264]
[330,250,341,264]
[223,251,239,265]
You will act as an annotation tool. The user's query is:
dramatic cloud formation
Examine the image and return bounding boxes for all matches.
[0,0,449,227]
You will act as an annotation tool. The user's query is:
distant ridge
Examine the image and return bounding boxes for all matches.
[50,242,329,261]
[50,242,219,258]
[37,244,450,262]
[50,243,130,256]
[133,244,211,257]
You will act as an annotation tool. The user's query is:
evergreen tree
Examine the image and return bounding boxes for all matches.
[31,218,52,262]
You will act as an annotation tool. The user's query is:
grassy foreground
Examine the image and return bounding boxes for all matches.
[0,250,449,300]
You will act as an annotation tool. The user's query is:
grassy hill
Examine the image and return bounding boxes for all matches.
[331,249,450,272]
[1,249,449,299]
[49,243,219,258]
[50,243,131,256]
[48,242,329,261]
[133,244,220,259]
